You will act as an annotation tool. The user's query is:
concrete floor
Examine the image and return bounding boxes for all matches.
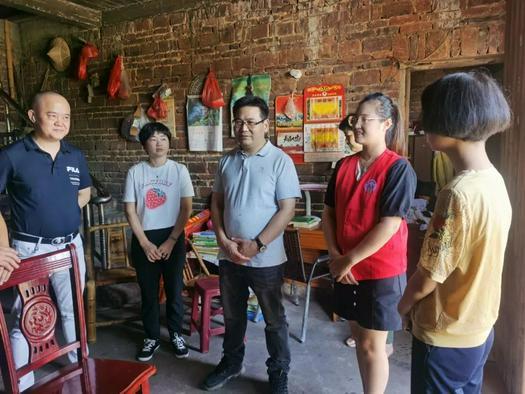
[1,286,507,393]
[91,287,412,394]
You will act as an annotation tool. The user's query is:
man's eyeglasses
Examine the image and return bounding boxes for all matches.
[233,118,266,130]
[346,114,386,128]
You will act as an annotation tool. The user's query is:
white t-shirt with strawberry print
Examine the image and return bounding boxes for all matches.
[123,160,194,231]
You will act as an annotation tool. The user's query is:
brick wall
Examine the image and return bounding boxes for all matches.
[15,0,506,214]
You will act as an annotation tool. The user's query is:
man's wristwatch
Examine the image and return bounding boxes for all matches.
[254,236,267,253]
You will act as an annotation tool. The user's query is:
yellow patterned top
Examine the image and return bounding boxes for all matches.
[411,167,512,348]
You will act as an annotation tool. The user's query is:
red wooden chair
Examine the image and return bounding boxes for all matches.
[0,244,156,394]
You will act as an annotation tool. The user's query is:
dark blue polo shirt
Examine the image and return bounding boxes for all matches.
[0,135,91,238]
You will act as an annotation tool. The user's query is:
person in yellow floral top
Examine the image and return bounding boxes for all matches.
[398,71,512,393]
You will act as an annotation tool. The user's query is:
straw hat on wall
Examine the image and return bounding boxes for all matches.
[47,37,71,72]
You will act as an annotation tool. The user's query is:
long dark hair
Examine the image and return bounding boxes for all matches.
[357,92,406,156]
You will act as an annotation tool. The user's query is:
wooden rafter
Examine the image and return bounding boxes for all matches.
[103,0,199,25]
[0,0,101,28]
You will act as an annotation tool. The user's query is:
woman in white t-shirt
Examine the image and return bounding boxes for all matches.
[123,122,194,362]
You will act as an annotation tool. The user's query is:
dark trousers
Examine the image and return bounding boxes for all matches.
[411,329,494,393]
[219,260,291,374]
[131,227,186,340]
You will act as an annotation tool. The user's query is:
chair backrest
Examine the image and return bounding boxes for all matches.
[283,228,307,282]
[84,222,133,280]
[182,210,213,287]
[0,245,87,394]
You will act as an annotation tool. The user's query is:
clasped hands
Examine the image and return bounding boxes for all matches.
[141,238,176,263]
[328,253,358,285]
[222,237,259,264]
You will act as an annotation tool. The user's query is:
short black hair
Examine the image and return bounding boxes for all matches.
[232,95,269,120]
[421,71,511,141]
[139,122,172,145]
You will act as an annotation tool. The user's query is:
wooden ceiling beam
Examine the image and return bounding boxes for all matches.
[103,0,199,25]
[0,0,101,28]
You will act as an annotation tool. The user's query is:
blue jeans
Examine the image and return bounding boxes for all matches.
[219,260,291,374]
[411,329,494,393]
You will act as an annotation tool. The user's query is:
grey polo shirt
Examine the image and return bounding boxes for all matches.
[213,141,301,267]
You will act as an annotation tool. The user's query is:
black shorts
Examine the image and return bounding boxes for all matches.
[334,274,406,331]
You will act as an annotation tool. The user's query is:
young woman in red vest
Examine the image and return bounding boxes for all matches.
[323,93,416,393]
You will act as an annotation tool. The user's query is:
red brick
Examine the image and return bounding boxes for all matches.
[363,37,392,52]
[414,0,433,13]
[460,26,479,56]
[251,23,270,40]
[389,14,419,26]
[462,4,505,19]
[400,21,433,34]
[276,21,294,35]
[152,14,170,29]
[488,23,504,54]
[254,52,279,69]
[425,31,448,58]
[338,39,362,61]
[381,1,414,18]
[392,35,409,61]
[352,69,381,86]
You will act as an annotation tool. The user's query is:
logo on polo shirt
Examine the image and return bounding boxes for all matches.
[67,166,80,186]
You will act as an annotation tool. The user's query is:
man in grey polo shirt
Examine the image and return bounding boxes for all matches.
[201,96,300,394]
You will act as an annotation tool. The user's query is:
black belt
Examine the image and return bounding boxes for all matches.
[13,231,79,245]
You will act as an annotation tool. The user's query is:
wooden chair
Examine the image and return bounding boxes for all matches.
[0,245,156,394]
[283,228,330,343]
[84,222,138,343]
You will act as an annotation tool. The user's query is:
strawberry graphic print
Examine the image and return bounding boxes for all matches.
[145,187,167,209]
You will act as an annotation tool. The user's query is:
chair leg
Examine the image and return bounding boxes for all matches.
[200,294,212,353]
[86,280,97,343]
[190,291,200,335]
[139,381,151,394]
[300,281,313,343]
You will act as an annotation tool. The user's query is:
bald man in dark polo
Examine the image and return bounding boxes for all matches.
[0,91,91,390]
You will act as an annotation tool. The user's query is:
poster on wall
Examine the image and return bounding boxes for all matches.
[275,94,304,163]
[186,95,223,152]
[303,84,346,162]
[230,74,271,137]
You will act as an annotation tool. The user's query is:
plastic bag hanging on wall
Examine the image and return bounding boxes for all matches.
[107,55,122,99]
[118,58,131,100]
[77,43,99,81]
[201,68,225,109]
[147,96,168,120]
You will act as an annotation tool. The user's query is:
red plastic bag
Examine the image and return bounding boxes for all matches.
[201,69,225,108]
[77,43,99,81]
[147,96,168,120]
[118,59,131,99]
[107,56,122,99]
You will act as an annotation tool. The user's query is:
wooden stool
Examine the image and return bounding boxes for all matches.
[190,276,225,353]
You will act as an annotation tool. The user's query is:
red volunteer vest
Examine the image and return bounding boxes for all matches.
[335,149,407,280]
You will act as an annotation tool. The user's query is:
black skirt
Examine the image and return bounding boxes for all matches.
[334,273,407,331]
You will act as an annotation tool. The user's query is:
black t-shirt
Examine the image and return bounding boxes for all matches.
[324,157,416,218]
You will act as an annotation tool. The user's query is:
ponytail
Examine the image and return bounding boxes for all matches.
[357,93,407,156]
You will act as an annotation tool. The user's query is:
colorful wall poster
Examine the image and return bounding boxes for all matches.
[186,95,223,152]
[303,84,346,162]
[230,74,271,137]
[275,94,304,163]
